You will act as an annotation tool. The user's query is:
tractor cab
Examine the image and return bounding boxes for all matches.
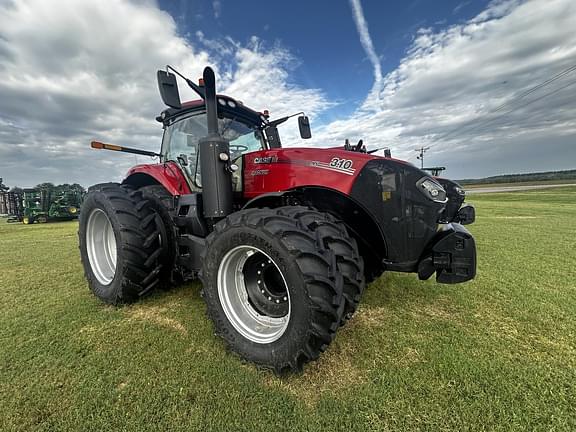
[154,68,311,193]
[156,98,267,192]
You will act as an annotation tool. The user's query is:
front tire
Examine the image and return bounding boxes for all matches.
[78,183,164,305]
[200,207,349,373]
[285,207,365,324]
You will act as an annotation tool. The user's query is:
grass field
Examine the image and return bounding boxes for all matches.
[1,187,575,431]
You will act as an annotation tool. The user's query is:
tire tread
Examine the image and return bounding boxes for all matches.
[200,205,365,373]
[79,183,164,304]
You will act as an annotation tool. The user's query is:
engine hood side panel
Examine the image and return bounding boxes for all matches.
[243,148,449,267]
[243,148,398,199]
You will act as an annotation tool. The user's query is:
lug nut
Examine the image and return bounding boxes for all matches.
[275,299,280,304]
[257,270,261,275]
[257,280,261,284]
[283,296,287,301]
[268,296,272,301]
[261,289,265,294]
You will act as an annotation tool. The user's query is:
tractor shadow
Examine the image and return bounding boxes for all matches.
[260,272,462,408]
[86,271,463,410]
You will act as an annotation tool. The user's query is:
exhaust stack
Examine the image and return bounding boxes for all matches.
[198,67,233,218]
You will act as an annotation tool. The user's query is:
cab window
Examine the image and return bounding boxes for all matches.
[161,112,263,189]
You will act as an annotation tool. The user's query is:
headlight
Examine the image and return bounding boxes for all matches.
[417,177,448,203]
[454,185,466,196]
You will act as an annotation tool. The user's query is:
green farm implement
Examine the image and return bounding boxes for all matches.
[21,188,83,224]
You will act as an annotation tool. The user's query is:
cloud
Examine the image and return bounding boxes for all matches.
[0,0,330,187]
[311,0,576,176]
[212,0,221,19]
[349,0,383,88]
[0,0,575,188]
[453,1,471,15]
[221,38,332,119]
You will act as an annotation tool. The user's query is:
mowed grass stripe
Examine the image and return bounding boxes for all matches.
[0,186,575,431]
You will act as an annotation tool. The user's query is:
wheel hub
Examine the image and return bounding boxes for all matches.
[86,208,117,285]
[243,255,288,318]
[217,245,290,344]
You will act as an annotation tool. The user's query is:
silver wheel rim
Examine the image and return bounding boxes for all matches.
[217,246,290,344]
[86,208,117,285]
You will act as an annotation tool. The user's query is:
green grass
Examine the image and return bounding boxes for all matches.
[1,187,575,431]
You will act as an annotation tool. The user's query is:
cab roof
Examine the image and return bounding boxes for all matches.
[156,95,268,129]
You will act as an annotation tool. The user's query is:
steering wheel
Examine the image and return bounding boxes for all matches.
[229,144,248,155]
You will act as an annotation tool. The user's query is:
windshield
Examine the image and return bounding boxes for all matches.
[161,112,263,188]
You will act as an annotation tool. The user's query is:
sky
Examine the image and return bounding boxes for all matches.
[0,0,575,188]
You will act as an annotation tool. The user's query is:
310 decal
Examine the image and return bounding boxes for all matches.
[308,158,356,175]
[330,158,354,170]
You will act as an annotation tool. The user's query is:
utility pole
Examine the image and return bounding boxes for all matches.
[415,146,430,169]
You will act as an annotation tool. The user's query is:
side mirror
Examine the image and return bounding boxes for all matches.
[384,149,391,158]
[298,115,312,139]
[157,70,182,109]
[265,125,282,149]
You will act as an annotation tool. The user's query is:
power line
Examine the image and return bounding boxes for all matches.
[460,78,576,137]
[487,64,576,114]
[401,70,576,165]
[429,63,576,144]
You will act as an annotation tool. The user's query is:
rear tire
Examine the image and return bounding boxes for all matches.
[200,206,350,373]
[137,185,177,288]
[78,183,164,305]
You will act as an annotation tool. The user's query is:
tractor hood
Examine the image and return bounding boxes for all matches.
[243,146,421,199]
[243,146,463,266]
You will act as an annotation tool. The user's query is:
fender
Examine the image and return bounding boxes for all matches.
[123,162,191,195]
[243,187,389,280]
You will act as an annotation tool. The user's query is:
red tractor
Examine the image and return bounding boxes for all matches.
[79,66,476,372]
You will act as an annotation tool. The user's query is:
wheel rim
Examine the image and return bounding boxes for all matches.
[86,208,117,285]
[217,245,290,344]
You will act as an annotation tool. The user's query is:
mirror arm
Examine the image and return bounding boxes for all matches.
[166,65,206,99]
[267,111,305,127]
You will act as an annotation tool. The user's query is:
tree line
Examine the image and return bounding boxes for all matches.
[458,169,576,185]
[0,179,86,195]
